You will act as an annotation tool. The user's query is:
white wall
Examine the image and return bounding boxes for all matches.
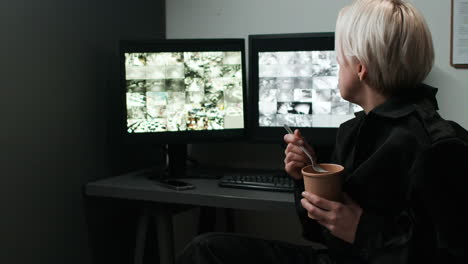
[166,0,468,128]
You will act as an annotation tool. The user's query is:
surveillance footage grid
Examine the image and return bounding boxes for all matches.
[258,51,361,128]
[125,51,244,133]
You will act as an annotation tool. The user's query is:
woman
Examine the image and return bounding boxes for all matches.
[285,0,466,263]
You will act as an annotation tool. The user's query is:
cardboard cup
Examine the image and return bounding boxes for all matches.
[301,164,344,202]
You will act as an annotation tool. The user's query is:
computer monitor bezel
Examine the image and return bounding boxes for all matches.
[248,32,341,147]
[118,38,248,145]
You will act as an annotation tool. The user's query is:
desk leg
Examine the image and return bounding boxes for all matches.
[197,206,216,234]
[154,206,174,264]
[134,207,150,264]
[225,208,235,233]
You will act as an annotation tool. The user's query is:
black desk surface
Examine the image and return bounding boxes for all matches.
[85,171,295,213]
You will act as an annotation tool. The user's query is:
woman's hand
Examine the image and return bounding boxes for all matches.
[301,192,363,244]
[283,129,317,180]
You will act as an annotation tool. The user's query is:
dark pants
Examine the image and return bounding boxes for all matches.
[176,232,334,264]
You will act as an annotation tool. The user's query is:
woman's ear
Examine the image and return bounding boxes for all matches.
[356,63,368,81]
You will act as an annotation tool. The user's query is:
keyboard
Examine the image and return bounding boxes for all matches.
[218,169,295,192]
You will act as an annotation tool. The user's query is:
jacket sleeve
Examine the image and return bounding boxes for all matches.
[293,179,326,244]
[351,205,416,260]
[350,139,468,262]
[411,138,468,263]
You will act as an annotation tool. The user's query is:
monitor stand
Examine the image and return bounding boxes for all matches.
[142,144,187,181]
[163,143,187,179]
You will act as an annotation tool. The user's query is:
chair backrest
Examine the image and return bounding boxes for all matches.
[412,110,468,262]
[448,120,468,144]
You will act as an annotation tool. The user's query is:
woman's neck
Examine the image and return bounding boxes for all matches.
[359,86,388,114]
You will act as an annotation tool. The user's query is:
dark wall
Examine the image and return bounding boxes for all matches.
[0,1,165,263]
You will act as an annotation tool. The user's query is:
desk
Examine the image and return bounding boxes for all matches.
[85,170,295,264]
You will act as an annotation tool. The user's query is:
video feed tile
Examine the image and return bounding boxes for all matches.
[165,65,185,79]
[259,77,278,90]
[146,66,165,79]
[185,78,205,91]
[225,103,243,117]
[276,52,297,65]
[313,89,332,102]
[294,89,312,102]
[293,64,314,77]
[125,53,147,66]
[294,77,313,89]
[127,107,146,120]
[167,112,187,131]
[312,102,332,115]
[202,52,224,66]
[165,79,185,92]
[331,102,352,115]
[259,64,281,77]
[276,114,296,126]
[205,91,225,109]
[259,114,276,127]
[205,64,223,78]
[295,115,313,127]
[147,105,167,118]
[224,82,243,103]
[331,89,347,103]
[276,78,295,89]
[127,92,146,107]
[126,66,147,80]
[259,52,279,65]
[223,52,242,65]
[277,102,292,114]
[259,101,277,115]
[292,103,312,115]
[187,108,208,131]
[259,87,277,103]
[127,80,147,93]
[146,80,166,92]
[295,51,313,64]
[276,88,294,101]
[186,91,205,104]
[221,65,242,78]
[312,76,338,90]
[146,91,167,105]
[147,52,183,65]
[277,102,312,115]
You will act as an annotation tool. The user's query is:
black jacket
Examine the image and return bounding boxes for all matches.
[294,84,468,264]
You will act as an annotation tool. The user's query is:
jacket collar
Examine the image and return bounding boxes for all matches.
[353,97,416,119]
[370,96,417,119]
[354,84,439,119]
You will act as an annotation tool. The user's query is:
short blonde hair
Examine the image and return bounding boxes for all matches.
[335,0,434,95]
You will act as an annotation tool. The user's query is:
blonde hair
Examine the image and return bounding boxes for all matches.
[335,0,434,95]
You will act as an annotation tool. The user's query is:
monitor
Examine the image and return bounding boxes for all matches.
[118,38,247,178]
[248,32,361,147]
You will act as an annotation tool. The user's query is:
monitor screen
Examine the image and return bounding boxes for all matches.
[249,33,361,145]
[119,39,247,144]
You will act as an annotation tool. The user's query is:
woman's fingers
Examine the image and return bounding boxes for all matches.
[301,198,329,222]
[283,133,304,146]
[284,130,317,161]
[302,191,340,211]
[284,128,314,180]
[284,162,304,180]
[284,147,309,164]
[294,129,303,139]
[285,143,310,162]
